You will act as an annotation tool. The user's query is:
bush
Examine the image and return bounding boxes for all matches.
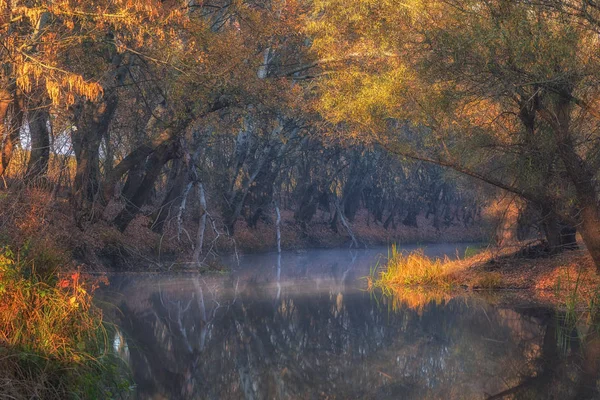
[0,246,130,399]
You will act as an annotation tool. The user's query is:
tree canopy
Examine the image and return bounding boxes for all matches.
[1,0,600,268]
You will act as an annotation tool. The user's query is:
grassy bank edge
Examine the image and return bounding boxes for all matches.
[368,243,600,312]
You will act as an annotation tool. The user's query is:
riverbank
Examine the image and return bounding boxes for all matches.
[371,243,600,312]
[0,188,492,271]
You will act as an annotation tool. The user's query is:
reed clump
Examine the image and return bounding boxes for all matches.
[369,244,459,291]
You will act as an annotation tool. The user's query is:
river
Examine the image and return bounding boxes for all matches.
[96,244,600,399]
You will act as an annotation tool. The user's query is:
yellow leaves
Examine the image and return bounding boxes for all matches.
[15,61,41,93]
[14,59,102,106]
[317,62,412,134]
[305,0,432,137]
[46,80,61,105]
[307,0,600,150]
[63,74,102,101]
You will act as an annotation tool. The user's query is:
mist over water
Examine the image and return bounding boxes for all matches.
[97,244,599,399]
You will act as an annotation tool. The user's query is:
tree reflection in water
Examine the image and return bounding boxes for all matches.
[98,253,600,400]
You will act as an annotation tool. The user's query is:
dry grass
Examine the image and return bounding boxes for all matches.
[371,241,600,317]
[368,244,492,292]
[0,264,101,360]
[373,245,454,287]
[474,272,504,289]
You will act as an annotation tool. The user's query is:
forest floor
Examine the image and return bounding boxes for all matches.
[456,245,599,309]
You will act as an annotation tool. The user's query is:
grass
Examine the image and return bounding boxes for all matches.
[474,272,504,289]
[0,245,130,399]
[368,244,459,292]
[551,267,600,354]
[366,244,502,311]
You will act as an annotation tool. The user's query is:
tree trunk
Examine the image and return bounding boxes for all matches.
[192,183,207,266]
[335,200,359,248]
[25,106,51,181]
[103,125,179,200]
[383,207,396,230]
[113,139,180,232]
[0,89,11,176]
[402,207,419,228]
[541,212,563,253]
[152,160,188,233]
[578,205,600,268]
[538,206,578,253]
[72,96,118,215]
[275,201,282,254]
[0,88,23,176]
[553,92,600,269]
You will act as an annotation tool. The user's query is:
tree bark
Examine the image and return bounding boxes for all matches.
[25,105,51,181]
[553,92,600,269]
[103,126,178,200]
[192,183,207,266]
[71,95,118,214]
[383,207,396,230]
[152,159,189,233]
[113,139,180,232]
[0,88,23,177]
[275,201,282,254]
[0,89,12,176]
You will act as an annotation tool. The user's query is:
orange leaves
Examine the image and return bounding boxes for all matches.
[3,0,189,107]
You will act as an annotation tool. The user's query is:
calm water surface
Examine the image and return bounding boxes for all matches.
[96,244,600,399]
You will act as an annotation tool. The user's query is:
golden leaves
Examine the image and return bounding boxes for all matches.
[45,75,102,106]
[14,57,102,105]
[3,0,185,107]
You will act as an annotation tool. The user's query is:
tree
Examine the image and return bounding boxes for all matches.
[306,0,600,267]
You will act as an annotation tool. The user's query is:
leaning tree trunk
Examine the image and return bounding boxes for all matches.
[554,92,600,270]
[113,139,180,232]
[152,159,189,233]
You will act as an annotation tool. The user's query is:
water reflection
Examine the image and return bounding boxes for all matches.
[97,246,600,399]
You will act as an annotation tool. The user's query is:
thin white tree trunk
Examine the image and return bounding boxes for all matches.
[275,202,282,254]
[192,183,207,266]
[335,200,359,248]
[177,181,194,242]
[275,202,282,299]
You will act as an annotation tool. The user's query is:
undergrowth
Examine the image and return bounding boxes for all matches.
[0,245,130,399]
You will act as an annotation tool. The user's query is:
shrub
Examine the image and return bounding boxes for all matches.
[0,246,130,399]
